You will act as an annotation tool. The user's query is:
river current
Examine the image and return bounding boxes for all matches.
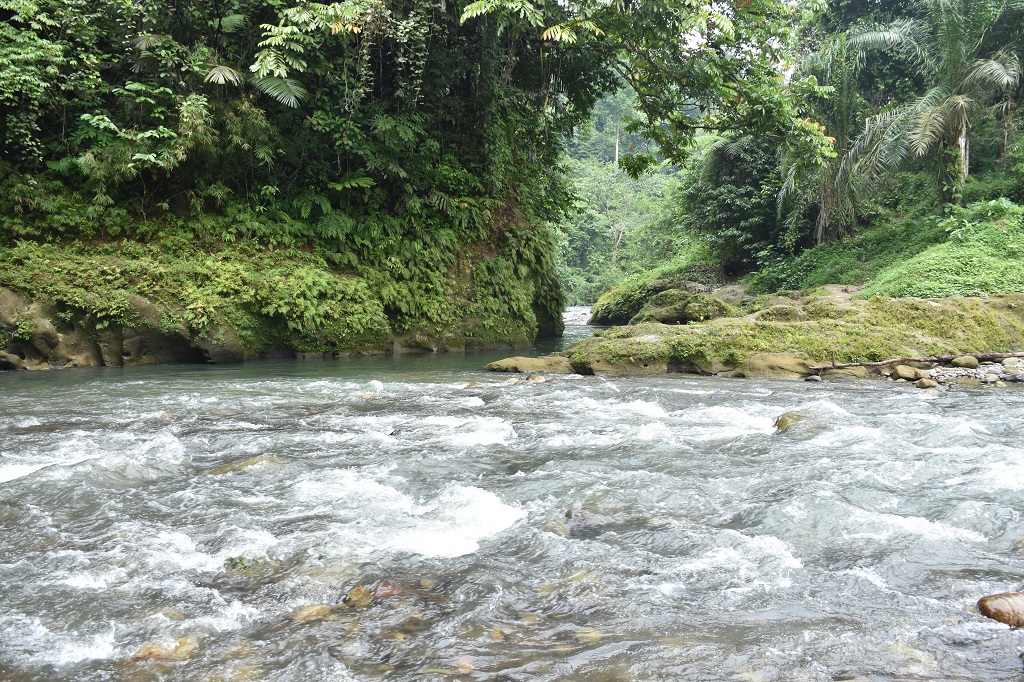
[2,308,1024,681]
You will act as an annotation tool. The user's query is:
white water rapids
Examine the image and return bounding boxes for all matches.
[2,310,1024,681]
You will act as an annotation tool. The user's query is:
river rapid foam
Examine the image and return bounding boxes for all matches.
[2,341,1024,680]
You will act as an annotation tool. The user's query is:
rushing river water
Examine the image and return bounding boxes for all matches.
[2,308,1024,681]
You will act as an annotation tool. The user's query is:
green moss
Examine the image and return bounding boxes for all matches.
[566,291,1024,374]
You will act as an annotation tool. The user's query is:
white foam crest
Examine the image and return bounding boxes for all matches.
[844,566,889,590]
[190,598,260,631]
[666,531,803,591]
[970,456,1024,489]
[292,469,423,514]
[420,415,516,446]
[2,614,117,665]
[688,406,776,433]
[611,400,668,418]
[384,485,526,557]
[212,526,281,562]
[314,485,524,559]
[844,508,986,543]
[806,425,884,449]
[140,531,222,573]
[0,462,50,483]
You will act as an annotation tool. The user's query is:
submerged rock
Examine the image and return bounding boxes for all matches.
[774,412,804,433]
[130,635,199,661]
[915,378,939,389]
[341,579,409,608]
[978,592,1024,627]
[292,604,334,622]
[484,355,573,374]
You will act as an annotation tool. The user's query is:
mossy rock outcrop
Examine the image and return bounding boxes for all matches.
[489,290,1024,379]
[589,279,709,326]
[629,292,739,325]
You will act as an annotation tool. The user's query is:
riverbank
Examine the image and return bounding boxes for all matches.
[0,231,564,370]
[487,287,1024,385]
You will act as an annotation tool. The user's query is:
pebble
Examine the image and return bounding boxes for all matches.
[927,363,1024,385]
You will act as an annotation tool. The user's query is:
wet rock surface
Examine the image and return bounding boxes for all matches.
[978,592,1024,627]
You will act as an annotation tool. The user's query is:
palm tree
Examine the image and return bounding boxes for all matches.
[844,0,1022,204]
[780,34,866,244]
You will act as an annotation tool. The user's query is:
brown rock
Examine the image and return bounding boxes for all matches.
[727,353,812,379]
[292,604,333,622]
[915,378,939,389]
[951,355,980,369]
[774,412,804,433]
[892,365,928,381]
[978,592,1024,627]
[485,355,573,374]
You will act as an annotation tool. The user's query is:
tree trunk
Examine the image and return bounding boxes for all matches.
[958,125,969,186]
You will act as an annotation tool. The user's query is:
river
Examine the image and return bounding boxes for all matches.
[1,308,1023,681]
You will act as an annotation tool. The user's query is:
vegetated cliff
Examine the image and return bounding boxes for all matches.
[0,213,563,370]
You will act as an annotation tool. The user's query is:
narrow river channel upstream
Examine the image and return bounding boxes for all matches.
[2,308,1024,681]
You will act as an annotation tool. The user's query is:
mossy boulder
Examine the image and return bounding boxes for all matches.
[589,279,707,326]
[561,292,1024,378]
[630,292,739,325]
[751,304,807,322]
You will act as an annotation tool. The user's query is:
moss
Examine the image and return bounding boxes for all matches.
[565,291,1024,376]
[0,231,549,361]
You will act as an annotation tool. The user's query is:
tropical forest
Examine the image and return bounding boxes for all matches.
[5,0,1024,680]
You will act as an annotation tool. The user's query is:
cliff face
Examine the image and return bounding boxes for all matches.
[0,233,563,370]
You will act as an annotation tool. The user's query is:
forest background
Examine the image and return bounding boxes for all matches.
[2,0,1024,363]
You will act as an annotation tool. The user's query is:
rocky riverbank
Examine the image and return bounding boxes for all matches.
[486,285,1024,383]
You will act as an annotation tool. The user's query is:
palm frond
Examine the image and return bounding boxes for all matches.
[252,76,308,108]
[847,19,936,78]
[204,65,245,86]
[962,55,1021,90]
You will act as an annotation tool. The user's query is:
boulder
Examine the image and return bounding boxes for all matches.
[915,378,939,389]
[727,353,812,379]
[978,592,1024,627]
[485,355,573,374]
[951,355,980,369]
[774,412,804,433]
[751,305,807,322]
[892,365,929,381]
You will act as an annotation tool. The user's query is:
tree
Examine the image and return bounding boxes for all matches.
[461,0,831,172]
[781,34,868,244]
[845,0,1023,204]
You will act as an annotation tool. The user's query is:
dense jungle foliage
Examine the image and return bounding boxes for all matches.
[560,0,1024,308]
[0,0,828,353]
[4,0,1023,356]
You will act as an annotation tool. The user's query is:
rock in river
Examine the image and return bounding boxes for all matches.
[978,592,1024,627]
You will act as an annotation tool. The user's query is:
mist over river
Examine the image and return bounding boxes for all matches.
[2,309,1024,681]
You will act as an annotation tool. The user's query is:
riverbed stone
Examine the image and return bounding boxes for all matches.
[915,378,939,388]
[292,604,333,622]
[1003,357,1021,367]
[978,592,1024,627]
[727,353,812,379]
[484,355,573,374]
[774,412,804,433]
[892,365,929,381]
[951,355,980,369]
[130,635,199,661]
